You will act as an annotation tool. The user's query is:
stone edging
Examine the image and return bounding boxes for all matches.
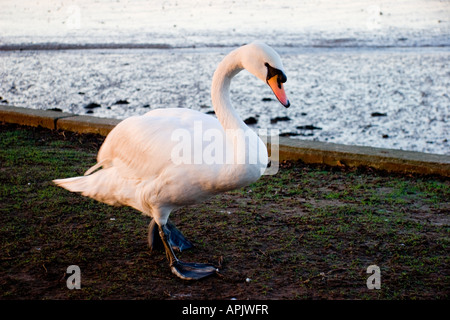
[1,104,449,177]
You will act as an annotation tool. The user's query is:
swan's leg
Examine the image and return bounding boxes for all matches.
[148,219,164,252]
[148,219,193,252]
[158,224,218,280]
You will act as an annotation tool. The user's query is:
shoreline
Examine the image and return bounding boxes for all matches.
[1,104,449,177]
[0,42,449,52]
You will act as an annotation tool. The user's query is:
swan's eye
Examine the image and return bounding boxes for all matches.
[265,62,287,87]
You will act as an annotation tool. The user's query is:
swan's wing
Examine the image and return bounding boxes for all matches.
[96,108,222,180]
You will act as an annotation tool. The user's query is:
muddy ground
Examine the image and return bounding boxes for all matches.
[0,123,448,300]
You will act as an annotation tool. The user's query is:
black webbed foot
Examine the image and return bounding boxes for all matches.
[170,261,218,281]
[157,224,218,281]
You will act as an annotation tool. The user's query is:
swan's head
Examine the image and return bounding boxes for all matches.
[241,41,290,108]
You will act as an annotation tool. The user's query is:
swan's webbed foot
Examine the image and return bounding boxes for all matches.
[158,224,218,281]
[148,219,193,252]
[171,261,218,281]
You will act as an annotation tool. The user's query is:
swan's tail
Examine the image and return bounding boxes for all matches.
[53,164,125,207]
[52,159,110,192]
[53,159,111,200]
[53,176,92,194]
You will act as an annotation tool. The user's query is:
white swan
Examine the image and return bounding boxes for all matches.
[53,41,290,280]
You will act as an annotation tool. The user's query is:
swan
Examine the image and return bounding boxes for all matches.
[53,41,290,280]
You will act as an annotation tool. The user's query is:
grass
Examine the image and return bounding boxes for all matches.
[0,122,449,300]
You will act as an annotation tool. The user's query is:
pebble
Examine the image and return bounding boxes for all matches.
[113,99,129,105]
[84,102,101,109]
[270,116,291,124]
[297,125,322,130]
[371,112,387,117]
[244,116,258,125]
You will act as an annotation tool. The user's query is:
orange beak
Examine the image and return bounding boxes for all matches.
[267,75,290,108]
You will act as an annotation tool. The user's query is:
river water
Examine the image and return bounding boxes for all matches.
[1,0,449,154]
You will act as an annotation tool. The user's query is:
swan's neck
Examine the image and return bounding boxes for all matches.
[209,47,268,182]
[211,48,247,131]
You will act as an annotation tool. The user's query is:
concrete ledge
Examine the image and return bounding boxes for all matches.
[57,115,121,136]
[274,137,450,177]
[1,105,449,177]
[0,104,73,130]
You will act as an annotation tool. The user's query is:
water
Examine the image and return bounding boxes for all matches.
[0,0,449,155]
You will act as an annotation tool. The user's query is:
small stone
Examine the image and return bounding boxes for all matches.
[244,117,258,125]
[270,116,291,124]
[114,99,129,105]
[371,112,387,117]
[84,103,101,109]
[297,125,322,130]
